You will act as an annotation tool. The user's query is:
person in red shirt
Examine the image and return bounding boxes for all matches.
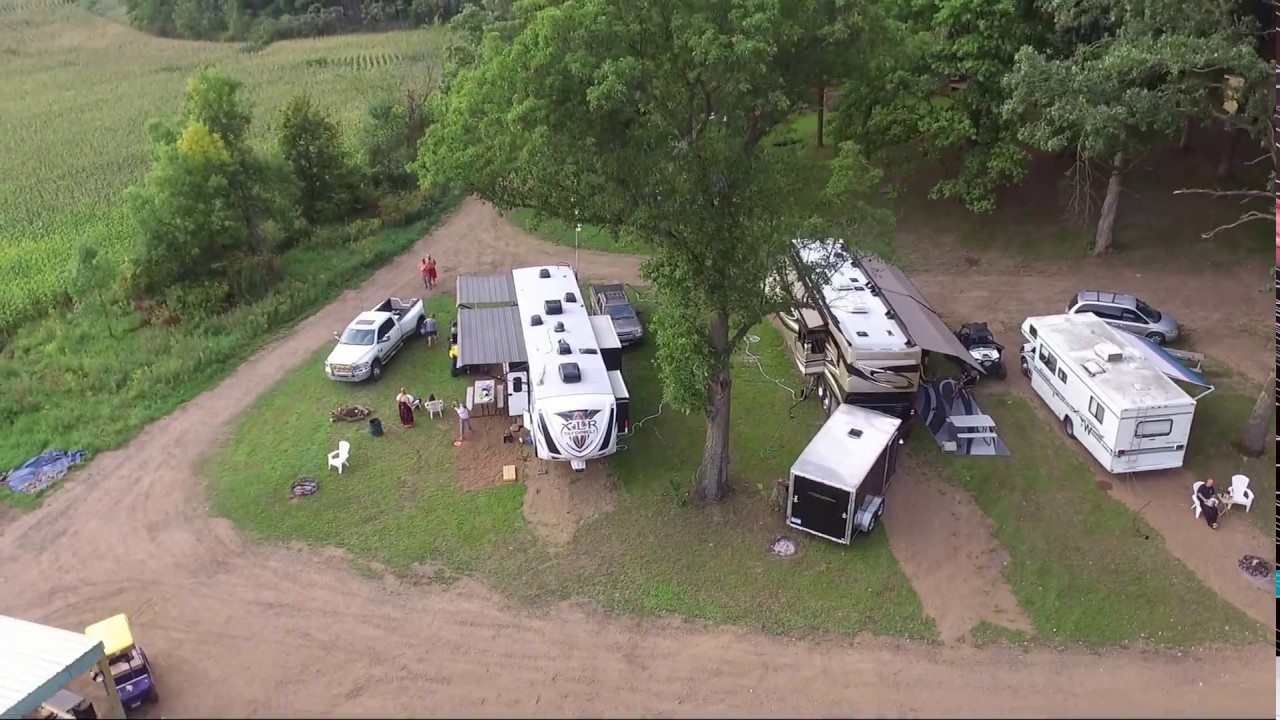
[427,255,439,289]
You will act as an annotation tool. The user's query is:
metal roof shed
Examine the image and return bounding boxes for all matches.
[457,273,518,308]
[457,305,528,367]
[0,615,125,719]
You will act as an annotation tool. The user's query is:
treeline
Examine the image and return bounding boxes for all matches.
[73,68,443,329]
[123,0,473,43]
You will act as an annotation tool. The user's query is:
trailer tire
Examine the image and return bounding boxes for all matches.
[1062,415,1075,440]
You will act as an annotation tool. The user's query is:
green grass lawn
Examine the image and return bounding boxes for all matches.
[206,301,936,638]
[1184,387,1276,537]
[0,196,460,510]
[505,208,636,254]
[912,395,1265,646]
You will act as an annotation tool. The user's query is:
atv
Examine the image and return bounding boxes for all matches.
[955,322,1007,380]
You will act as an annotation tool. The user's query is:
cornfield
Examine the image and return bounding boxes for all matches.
[0,6,448,330]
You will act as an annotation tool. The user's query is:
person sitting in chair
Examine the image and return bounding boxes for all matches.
[1196,477,1220,530]
[953,366,979,399]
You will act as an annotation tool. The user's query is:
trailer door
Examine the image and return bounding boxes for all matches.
[788,474,853,543]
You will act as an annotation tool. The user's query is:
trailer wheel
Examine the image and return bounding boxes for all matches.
[1062,415,1075,439]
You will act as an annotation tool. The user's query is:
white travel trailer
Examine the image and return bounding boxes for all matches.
[1019,313,1213,474]
[785,403,905,544]
[512,264,625,472]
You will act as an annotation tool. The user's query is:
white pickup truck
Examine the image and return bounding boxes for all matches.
[325,297,427,382]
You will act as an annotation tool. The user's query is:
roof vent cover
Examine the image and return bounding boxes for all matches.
[529,314,543,327]
[538,268,551,279]
[558,362,582,383]
[553,321,566,332]
[1094,343,1124,363]
[564,292,578,303]
[544,299,564,315]
[557,339,571,355]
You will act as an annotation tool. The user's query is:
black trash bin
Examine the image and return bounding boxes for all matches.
[369,417,383,437]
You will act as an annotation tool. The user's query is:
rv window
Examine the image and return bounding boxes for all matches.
[1135,419,1173,438]
[808,336,827,354]
[1056,368,1067,383]
[1037,346,1058,374]
[1027,325,1038,339]
[1088,397,1105,423]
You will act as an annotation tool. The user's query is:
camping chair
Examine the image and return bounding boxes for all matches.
[1225,475,1254,512]
[327,441,350,474]
[407,394,422,410]
[425,400,445,419]
[1190,481,1204,519]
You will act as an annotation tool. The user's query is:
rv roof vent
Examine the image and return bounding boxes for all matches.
[544,299,563,315]
[846,427,863,439]
[564,291,577,303]
[558,362,582,383]
[853,285,866,292]
[553,321,566,333]
[529,314,543,327]
[556,339,571,355]
[1132,383,1150,391]
[855,331,869,338]
[848,303,869,314]
[538,268,551,279]
[579,348,599,355]
[834,282,855,292]
[1082,359,1106,376]
[1093,343,1124,363]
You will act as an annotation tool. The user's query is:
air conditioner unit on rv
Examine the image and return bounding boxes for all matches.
[1093,343,1124,363]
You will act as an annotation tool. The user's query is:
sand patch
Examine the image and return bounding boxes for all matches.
[453,415,528,491]
[521,460,619,548]
[882,455,1032,643]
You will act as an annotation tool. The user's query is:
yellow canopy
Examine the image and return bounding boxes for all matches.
[84,614,134,657]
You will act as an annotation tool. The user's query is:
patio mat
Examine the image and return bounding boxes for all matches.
[913,378,1011,457]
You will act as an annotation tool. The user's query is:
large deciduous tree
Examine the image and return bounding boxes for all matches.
[1003,0,1271,254]
[415,0,891,502]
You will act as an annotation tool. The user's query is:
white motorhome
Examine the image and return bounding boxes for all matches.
[785,403,905,544]
[512,264,627,472]
[1019,313,1212,474]
[776,239,923,423]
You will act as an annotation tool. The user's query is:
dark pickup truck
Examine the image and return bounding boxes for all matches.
[588,283,643,346]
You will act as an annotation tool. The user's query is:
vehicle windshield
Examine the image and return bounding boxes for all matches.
[339,328,376,345]
[604,305,636,320]
[1134,299,1162,323]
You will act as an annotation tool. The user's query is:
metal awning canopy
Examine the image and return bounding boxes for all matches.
[0,615,107,718]
[457,305,528,367]
[859,255,985,372]
[457,273,517,308]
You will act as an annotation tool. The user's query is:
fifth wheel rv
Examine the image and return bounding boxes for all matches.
[1019,313,1210,474]
[512,264,627,472]
[776,239,922,424]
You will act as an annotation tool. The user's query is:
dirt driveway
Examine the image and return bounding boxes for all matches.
[0,198,1272,718]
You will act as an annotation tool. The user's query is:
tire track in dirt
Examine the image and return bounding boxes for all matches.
[0,198,1271,718]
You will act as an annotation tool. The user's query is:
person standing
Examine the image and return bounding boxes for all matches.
[423,313,438,347]
[396,388,416,428]
[1196,478,1220,529]
[426,255,439,289]
[418,258,430,289]
[454,401,473,439]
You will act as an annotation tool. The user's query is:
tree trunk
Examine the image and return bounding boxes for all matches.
[96,289,116,339]
[1238,379,1275,457]
[815,84,825,149]
[1092,151,1124,256]
[1216,128,1243,180]
[693,310,733,503]
[1178,119,1194,151]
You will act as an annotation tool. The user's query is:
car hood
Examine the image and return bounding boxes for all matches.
[612,316,642,334]
[327,343,375,365]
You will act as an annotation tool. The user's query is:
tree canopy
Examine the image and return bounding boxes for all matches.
[416,0,893,502]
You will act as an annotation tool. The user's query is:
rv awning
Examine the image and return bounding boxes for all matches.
[1116,332,1215,394]
[0,615,105,718]
[858,255,984,372]
[457,305,528,367]
[457,273,517,308]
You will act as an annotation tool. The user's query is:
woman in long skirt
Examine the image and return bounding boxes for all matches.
[396,388,415,428]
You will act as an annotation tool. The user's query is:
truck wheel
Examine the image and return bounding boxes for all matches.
[146,688,159,703]
[417,317,428,337]
[369,360,383,382]
[994,363,1008,381]
[1062,415,1075,439]
[1019,356,1030,379]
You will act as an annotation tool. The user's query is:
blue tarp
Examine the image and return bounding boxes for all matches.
[1117,333,1213,391]
[3,450,88,494]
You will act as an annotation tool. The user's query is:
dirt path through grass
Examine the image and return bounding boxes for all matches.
[0,198,1272,717]
[882,456,1032,643]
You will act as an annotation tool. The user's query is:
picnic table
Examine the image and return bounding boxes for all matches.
[469,379,498,417]
[948,414,997,445]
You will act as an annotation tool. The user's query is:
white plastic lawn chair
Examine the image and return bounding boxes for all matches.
[327,440,351,474]
[1225,474,1254,512]
[1190,481,1204,519]
[407,394,422,410]
[425,400,445,419]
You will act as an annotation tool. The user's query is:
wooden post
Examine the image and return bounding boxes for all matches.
[96,657,126,720]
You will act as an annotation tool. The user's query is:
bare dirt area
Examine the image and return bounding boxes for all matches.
[882,456,1033,644]
[454,415,524,491]
[0,198,1272,718]
[522,461,620,549]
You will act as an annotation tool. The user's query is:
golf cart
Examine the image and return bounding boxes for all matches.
[85,614,157,710]
[955,322,1007,380]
